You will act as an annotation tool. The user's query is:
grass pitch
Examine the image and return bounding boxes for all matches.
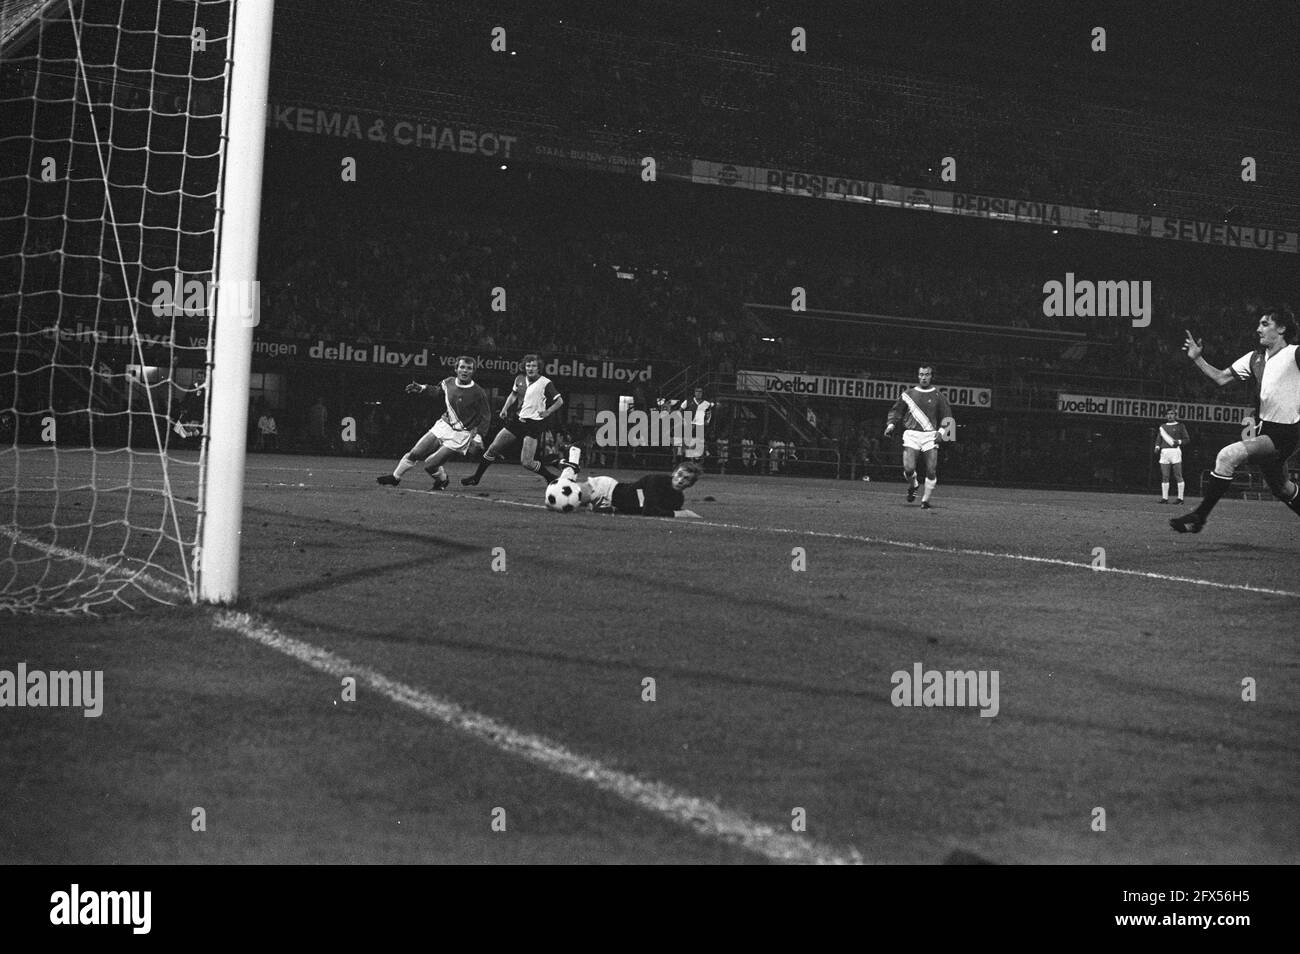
[2,453,1296,863]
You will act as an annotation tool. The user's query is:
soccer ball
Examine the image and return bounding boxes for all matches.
[545,478,581,513]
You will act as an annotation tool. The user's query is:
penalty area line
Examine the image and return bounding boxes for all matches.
[400,487,1300,598]
[213,610,863,865]
[685,519,1300,599]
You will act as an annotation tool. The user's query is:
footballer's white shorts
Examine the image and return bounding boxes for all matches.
[1159,447,1183,465]
[584,475,617,510]
[430,419,481,455]
[902,429,940,453]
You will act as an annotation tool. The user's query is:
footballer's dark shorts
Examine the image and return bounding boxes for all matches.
[1259,420,1300,461]
[610,481,641,514]
[502,417,545,441]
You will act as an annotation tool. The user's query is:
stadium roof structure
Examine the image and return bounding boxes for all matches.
[0,0,74,56]
[745,303,1089,356]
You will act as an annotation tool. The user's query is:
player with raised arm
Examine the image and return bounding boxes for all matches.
[461,354,564,486]
[1155,408,1190,504]
[376,356,490,489]
[557,453,701,517]
[1171,305,1300,532]
[883,365,956,509]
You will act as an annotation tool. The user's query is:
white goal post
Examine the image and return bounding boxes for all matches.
[0,0,273,613]
[198,0,274,603]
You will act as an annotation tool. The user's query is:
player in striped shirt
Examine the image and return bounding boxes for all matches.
[1172,305,1300,532]
[461,354,564,486]
[376,356,490,489]
[1155,408,1190,504]
[883,365,956,509]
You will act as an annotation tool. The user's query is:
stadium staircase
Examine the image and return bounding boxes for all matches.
[661,366,835,446]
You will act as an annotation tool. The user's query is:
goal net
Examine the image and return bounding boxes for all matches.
[1,0,252,613]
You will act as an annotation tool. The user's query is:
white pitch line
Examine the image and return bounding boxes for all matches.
[214,610,863,865]
[0,525,188,598]
[685,519,1300,599]
[425,490,1300,599]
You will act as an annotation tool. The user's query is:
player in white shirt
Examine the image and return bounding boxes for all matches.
[1172,305,1300,532]
[462,354,564,486]
[677,387,713,461]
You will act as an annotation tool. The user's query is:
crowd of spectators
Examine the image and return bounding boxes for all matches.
[255,161,1283,413]
[256,189,748,366]
[278,0,1300,231]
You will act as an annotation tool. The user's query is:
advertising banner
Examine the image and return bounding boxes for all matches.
[1057,393,1251,424]
[738,370,992,408]
[694,160,1297,254]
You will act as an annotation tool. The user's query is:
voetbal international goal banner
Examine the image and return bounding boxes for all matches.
[737,371,993,408]
[1057,394,1252,424]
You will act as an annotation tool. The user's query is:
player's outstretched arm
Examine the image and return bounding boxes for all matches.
[1183,331,1235,386]
[404,380,427,394]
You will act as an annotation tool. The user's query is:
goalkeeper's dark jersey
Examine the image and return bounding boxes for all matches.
[611,474,684,517]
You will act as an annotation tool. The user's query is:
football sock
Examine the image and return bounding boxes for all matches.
[1177,481,1185,500]
[1194,471,1234,518]
[1161,481,1169,499]
[524,459,561,482]
[903,469,917,487]
[393,457,418,479]
[922,477,937,503]
[426,465,447,481]
[470,453,496,481]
